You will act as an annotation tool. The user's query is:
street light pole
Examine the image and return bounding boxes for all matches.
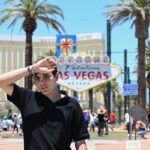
[124,49,128,114]
[106,20,111,115]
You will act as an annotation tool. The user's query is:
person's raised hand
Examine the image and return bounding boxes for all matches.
[32,57,57,74]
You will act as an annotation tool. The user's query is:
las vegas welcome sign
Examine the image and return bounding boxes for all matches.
[53,55,121,92]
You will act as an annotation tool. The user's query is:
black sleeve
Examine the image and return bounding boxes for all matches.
[7,84,31,111]
[72,101,90,141]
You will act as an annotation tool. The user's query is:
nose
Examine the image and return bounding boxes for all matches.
[39,80,46,87]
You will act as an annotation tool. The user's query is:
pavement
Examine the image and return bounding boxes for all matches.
[0,137,150,150]
[0,127,150,150]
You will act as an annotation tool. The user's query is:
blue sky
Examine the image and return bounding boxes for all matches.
[0,0,141,84]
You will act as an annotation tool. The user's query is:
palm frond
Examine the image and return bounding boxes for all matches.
[104,0,150,27]
[0,13,15,25]
[48,19,65,34]
[0,8,14,15]
[4,0,15,4]
[0,0,65,34]
[37,16,50,31]
[38,16,65,34]
[8,15,22,28]
[45,4,64,18]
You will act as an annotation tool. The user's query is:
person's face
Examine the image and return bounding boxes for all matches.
[34,73,57,96]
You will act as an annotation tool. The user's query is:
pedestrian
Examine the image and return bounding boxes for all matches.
[89,112,97,132]
[12,114,19,136]
[109,111,116,131]
[124,112,134,137]
[97,106,106,137]
[104,111,109,135]
[6,109,13,130]
[84,110,90,129]
[18,115,23,136]
[0,57,90,150]
[136,120,147,139]
[1,116,9,138]
[6,109,13,120]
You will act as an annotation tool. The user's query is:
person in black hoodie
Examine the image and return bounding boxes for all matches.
[0,57,89,150]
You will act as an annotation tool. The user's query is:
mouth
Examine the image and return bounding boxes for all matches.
[40,86,48,92]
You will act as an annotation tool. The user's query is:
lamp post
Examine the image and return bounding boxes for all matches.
[124,49,128,114]
[106,20,111,116]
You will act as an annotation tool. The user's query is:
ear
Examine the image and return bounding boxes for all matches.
[33,82,40,92]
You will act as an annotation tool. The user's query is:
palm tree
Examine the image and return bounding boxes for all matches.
[0,0,65,89]
[104,0,150,108]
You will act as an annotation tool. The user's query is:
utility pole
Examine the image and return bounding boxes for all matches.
[106,20,111,115]
[127,67,130,83]
[124,49,128,114]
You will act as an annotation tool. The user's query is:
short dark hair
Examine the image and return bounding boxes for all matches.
[52,68,57,77]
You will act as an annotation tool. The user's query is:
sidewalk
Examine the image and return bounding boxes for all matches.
[0,138,23,150]
[0,138,150,150]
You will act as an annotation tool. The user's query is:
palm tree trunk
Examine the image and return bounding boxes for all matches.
[25,32,33,90]
[137,38,146,107]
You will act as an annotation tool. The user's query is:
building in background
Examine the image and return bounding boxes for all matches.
[0,32,106,109]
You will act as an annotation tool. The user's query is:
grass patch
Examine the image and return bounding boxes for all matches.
[89,129,128,140]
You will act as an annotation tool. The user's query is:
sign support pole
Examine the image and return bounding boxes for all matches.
[127,67,130,109]
[89,89,93,112]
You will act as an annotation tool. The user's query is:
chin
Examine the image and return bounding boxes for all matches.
[41,90,49,95]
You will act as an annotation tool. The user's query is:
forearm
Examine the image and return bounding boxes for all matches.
[0,66,33,88]
[76,144,88,150]
[75,140,88,150]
